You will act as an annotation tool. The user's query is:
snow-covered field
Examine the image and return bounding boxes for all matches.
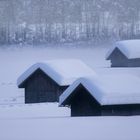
[0,44,140,140]
[0,45,109,102]
[0,103,70,119]
[1,116,140,140]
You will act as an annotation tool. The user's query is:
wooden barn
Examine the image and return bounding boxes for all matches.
[17,59,95,104]
[106,40,140,67]
[60,74,140,116]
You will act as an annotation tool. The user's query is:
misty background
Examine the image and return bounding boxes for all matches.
[0,0,140,45]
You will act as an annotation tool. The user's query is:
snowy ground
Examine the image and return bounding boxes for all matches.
[0,103,70,119]
[1,116,140,140]
[0,45,110,102]
[0,44,140,140]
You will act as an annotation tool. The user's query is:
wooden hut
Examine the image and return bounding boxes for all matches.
[17,59,95,104]
[60,74,140,116]
[106,40,140,67]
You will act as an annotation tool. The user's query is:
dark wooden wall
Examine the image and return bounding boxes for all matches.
[64,85,101,116]
[101,104,140,116]
[24,69,68,103]
[109,48,140,67]
[71,90,101,116]
[109,48,128,67]
[127,59,140,67]
[64,85,140,116]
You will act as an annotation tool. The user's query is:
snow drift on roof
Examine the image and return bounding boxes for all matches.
[17,59,96,87]
[106,40,140,59]
[60,74,140,106]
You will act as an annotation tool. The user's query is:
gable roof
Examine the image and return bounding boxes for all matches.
[60,74,140,106]
[106,40,140,60]
[17,59,96,87]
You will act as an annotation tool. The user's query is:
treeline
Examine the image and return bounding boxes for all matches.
[0,0,140,44]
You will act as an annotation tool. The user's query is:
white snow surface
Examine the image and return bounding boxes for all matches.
[1,46,140,140]
[1,116,140,140]
[17,59,96,86]
[0,83,24,98]
[106,40,140,59]
[0,47,108,102]
[0,103,70,119]
[60,74,140,105]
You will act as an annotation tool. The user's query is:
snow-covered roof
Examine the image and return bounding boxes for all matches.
[17,59,96,87]
[106,40,140,59]
[60,74,140,106]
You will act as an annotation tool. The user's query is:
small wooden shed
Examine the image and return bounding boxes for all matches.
[106,40,140,67]
[17,59,95,104]
[60,74,140,116]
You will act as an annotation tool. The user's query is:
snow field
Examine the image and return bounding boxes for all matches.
[0,46,140,140]
[1,116,140,140]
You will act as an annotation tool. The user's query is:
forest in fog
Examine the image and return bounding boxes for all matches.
[0,0,140,45]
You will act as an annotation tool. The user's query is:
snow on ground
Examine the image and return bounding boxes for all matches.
[0,44,140,140]
[0,45,109,118]
[0,46,109,102]
[1,116,140,140]
[0,83,24,104]
[0,103,70,119]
